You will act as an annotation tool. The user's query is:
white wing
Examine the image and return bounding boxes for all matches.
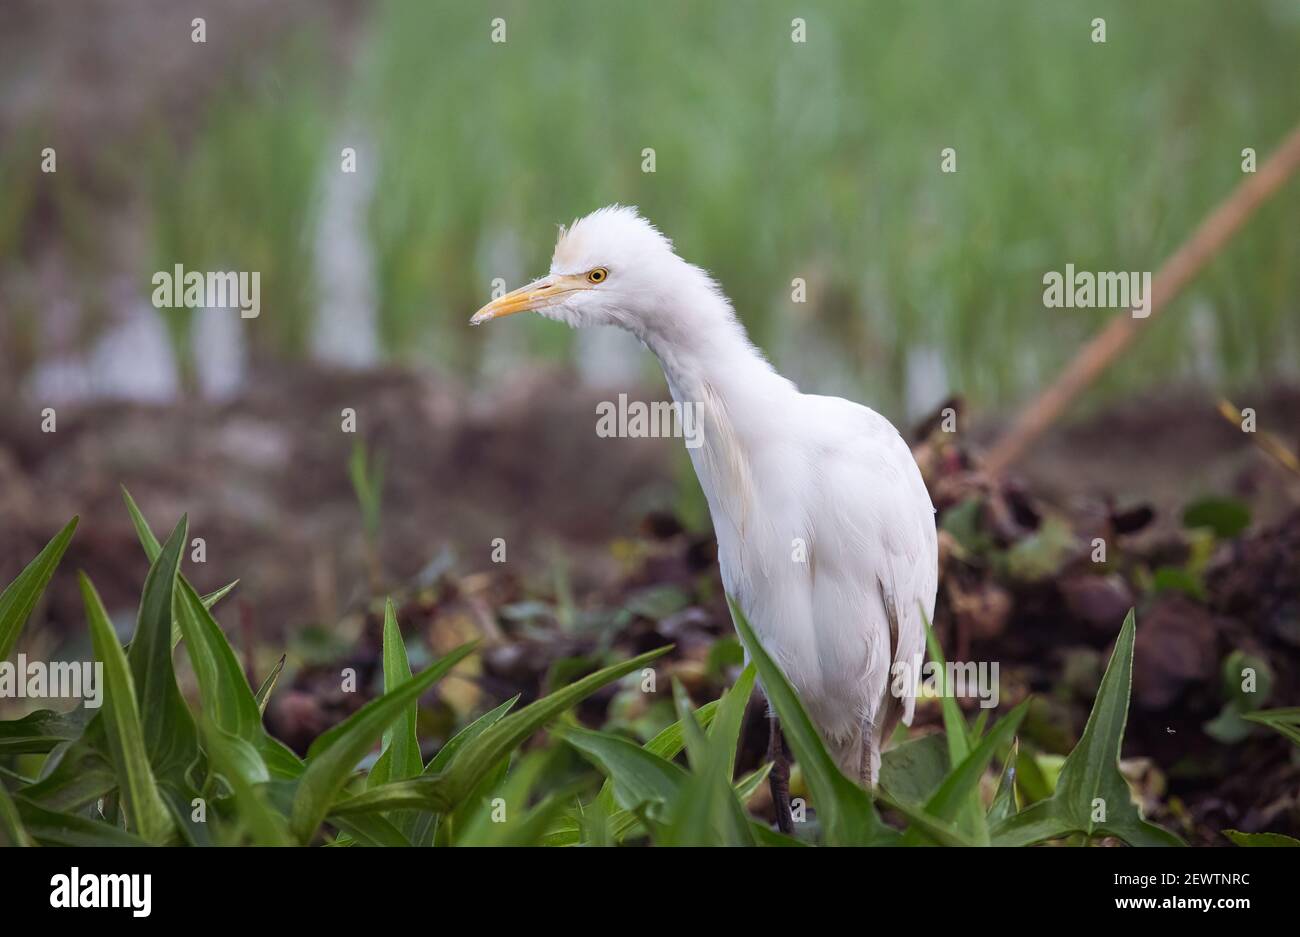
[803,394,938,733]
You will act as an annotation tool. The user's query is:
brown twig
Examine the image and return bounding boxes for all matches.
[1218,399,1300,479]
[984,124,1300,477]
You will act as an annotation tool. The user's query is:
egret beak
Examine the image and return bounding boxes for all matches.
[469,275,586,325]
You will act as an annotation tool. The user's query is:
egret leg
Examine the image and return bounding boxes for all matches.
[858,733,877,789]
[859,716,881,789]
[768,715,795,834]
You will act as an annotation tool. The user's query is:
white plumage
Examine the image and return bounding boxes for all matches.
[472,206,938,786]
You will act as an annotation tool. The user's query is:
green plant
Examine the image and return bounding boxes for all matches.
[349,439,387,588]
[536,600,1186,847]
[7,494,1284,848]
[0,492,669,846]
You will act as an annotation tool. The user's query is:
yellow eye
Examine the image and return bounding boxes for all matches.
[587,267,608,283]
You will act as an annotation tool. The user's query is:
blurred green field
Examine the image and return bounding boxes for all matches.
[9,0,1300,414]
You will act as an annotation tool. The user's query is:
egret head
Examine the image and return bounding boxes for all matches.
[469,205,689,333]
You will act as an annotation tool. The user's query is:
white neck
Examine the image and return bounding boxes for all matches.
[637,267,792,413]
[634,267,796,556]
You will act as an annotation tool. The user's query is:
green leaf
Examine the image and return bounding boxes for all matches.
[434,646,672,810]
[710,662,756,780]
[369,599,422,788]
[0,778,32,846]
[1151,566,1207,602]
[0,517,78,662]
[200,717,294,846]
[120,486,237,648]
[1183,496,1251,539]
[735,762,773,804]
[992,610,1182,846]
[331,814,411,847]
[19,739,117,811]
[1223,829,1300,847]
[1242,707,1300,747]
[337,648,673,830]
[405,695,519,846]
[175,575,261,741]
[122,486,163,559]
[0,708,93,755]
[672,679,710,772]
[291,641,477,843]
[880,732,949,806]
[1003,516,1077,581]
[426,696,519,775]
[174,577,301,780]
[987,740,1019,826]
[556,724,688,816]
[201,580,241,612]
[452,749,563,846]
[126,516,201,789]
[329,776,451,818]
[80,573,175,843]
[15,796,148,846]
[254,654,287,715]
[903,700,1028,845]
[549,750,751,848]
[659,679,754,846]
[1013,747,1054,805]
[369,599,424,839]
[874,790,972,846]
[581,697,720,844]
[654,666,756,847]
[728,597,883,845]
[922,609,984,839]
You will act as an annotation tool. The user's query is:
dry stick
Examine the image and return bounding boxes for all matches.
[983,124,1300,478]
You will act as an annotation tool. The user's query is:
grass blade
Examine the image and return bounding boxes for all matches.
[126,516,200,786]
[120,486,236,647]
[0,517,77,661]
[200,717,294,846]
[992,610,1182,846]
[0,708,93,755]
[987,739,1020,826]
[660,678,754,846]
[1223,829,1300,847]
[922,609,983,839]
[330,776,451,817]
[902,700,1028,845]
[710,662,756,780]
[16,796,148,846]
[555,724,688,815]
[175,578,302,780]
[369,599,422,787]
[291,641,477,842]
[407,695,519,844]
[425,695,519,775]
[569,696,720,844]
[1242,708,1300,746]
[435,646,672,809]
[254,654,287,715]
[80,573,174,843]
[175,577,264,744]
[0,779,32,846]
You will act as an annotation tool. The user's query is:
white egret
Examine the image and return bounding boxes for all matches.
[471,206,938,828]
